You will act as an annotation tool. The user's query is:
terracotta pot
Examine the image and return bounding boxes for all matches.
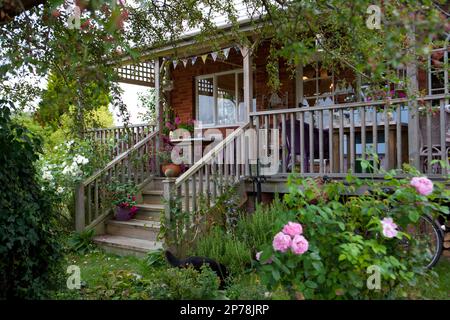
[161,163,182,177]
[115,206,138,221]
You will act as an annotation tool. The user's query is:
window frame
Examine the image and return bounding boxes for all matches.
[195,69,245,128]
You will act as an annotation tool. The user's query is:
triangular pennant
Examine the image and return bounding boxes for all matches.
[223,47,230,59]
[191,56,197,65]
[201,54,208,63]
[182,58,188,67]
[172,59,178,69]
[234,45,241,54]
[211,51,218,62]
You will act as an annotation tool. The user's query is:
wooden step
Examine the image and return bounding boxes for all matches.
[142,190,164,204]
[134,203,164,220]
[93,234,162,257]
[106,219,160,241]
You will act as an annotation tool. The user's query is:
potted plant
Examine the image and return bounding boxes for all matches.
[158,115,192,177]
[108,182,139,221]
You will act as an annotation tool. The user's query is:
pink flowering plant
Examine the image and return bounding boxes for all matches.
[256,172,449,299]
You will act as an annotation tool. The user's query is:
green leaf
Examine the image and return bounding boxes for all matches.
[272,269,281,281]
[305,280,318,289]
[408,211,420,222]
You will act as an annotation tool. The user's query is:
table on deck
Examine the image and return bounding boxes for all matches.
[170,136,216,166]
[330,122,409,173]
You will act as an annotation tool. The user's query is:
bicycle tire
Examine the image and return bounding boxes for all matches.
[410,214,444,269]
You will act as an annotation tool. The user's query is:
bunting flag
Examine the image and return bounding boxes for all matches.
[223,47,230,59]
[211,51,218,62]
[234,45,241,54]
[182,58,188,67]
[201,54,208,63]
[172,59,178,69]
[191,56,197,65]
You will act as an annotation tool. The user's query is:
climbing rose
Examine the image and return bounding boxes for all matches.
[410,177,434,196]
[273,232,292,253]
[282,221,303,237]
[290,235,309,255]
[381,217,398,238]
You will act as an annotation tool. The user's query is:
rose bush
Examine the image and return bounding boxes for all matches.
[256,174,449,299]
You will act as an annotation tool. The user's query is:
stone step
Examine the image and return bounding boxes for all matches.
[106,219,160,241]
[93,234,162,258]
[134,203,164,220]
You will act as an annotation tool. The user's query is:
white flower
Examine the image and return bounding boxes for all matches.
[57,187,65,194]
[42,170,53,181]
[66,140,74,147]
[74,155,89,165]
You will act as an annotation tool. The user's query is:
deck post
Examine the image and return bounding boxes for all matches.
[75,184,85,232]
[406,27,420,169]
[242,44,253,121]
[162,178,176,223]
[154,57,162,172]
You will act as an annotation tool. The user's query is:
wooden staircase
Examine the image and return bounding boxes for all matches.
[93,178,166,257]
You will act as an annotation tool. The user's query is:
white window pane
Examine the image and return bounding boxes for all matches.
[217,73,236,125]
[198,78,214,125]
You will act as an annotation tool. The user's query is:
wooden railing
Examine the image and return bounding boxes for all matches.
[85,123,156,158]
[249,94,449,179]
[163,122,252,218]
[75,131,159,231]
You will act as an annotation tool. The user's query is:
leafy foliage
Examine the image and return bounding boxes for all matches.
[193,227,252,275]
[147,265,221,300]
[67,229,95,254]
[256,174,448,299]
[0,101,62,299]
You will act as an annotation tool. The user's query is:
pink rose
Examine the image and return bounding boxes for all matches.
[273,232,292,253]
[410,177,434,196]
[282,221,303,237]
[290,235,309,255]
[381,217,398,238]
[175,117,181,125]
[256,251,272,264]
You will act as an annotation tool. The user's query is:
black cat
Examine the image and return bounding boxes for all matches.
[164,250,229,289]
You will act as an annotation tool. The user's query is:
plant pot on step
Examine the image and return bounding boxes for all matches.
[161,163,182,177]
[114,206,139,221]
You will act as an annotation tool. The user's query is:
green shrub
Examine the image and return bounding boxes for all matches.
[82,270,150,300]
[67,229,95,254]
[225,273,270,300]
[0,101,63,299]
[235,197,286,254]
[147,265,221,300]
[256,174,448,299]
[145,249,167,268]
[193,227,252,275]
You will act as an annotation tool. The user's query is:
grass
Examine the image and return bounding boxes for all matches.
[418,257,450,300]
[52,248,164,299]
[53,248,450,300]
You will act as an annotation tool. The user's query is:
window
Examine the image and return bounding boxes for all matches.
[196,70,247,127]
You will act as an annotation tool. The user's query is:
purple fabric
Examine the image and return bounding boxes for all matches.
[284,119,330,170]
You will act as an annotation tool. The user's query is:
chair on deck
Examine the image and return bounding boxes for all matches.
[285,119,330,173]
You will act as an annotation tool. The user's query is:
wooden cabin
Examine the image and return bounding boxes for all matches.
[76,26,450,256]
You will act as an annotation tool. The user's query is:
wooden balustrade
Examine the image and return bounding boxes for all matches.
[249,94,449,179]
[75,131,159,231]
[163,123,252,220]
[85,123,156,159]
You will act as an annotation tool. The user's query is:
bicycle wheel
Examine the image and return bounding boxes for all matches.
[404,214,443,269]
